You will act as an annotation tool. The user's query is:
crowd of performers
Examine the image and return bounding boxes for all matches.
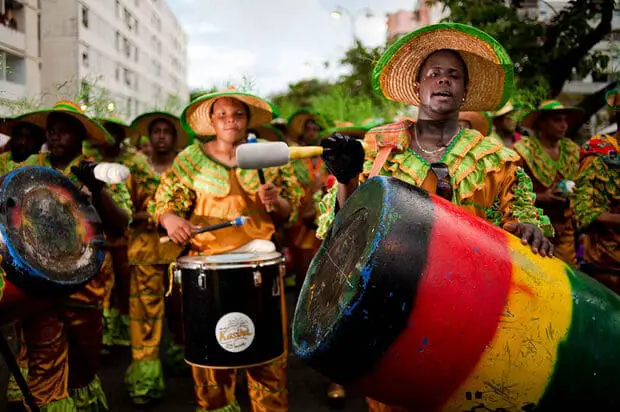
[0,22,617,412]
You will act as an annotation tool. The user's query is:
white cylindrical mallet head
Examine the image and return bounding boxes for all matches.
[236,142,290,169]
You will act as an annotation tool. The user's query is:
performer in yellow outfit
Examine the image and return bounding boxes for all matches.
[574,88,620,291]
[124,111,190,405]
[286,109,330,295]
[90,117,140,349]
[18,101,132,411]
[314,24,554,411]
[0,116,46,410]
[514,101,583,265]
[152,88,303,412]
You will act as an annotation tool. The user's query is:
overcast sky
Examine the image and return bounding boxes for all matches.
[169,0,418,98]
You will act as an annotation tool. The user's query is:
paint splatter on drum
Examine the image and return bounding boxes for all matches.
[293,176,620,411]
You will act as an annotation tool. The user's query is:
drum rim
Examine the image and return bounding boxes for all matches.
[176,251,283,269]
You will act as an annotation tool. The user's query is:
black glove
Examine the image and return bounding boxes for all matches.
[320,133,364,184]
[71,160,105,195]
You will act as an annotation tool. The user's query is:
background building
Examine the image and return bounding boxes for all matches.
[386,1,446,43]
[40,0,188,120]
[0,0,41,116]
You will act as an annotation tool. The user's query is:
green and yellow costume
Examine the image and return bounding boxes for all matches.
[514,101,583,265]
[152,88,300,412]
[574,89,620,291]
[16,101,131,411]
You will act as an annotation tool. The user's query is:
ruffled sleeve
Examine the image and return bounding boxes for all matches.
[150,167,196,225]
[498,164,554,238]
[574,155,610,231]
[316,184,339,240]
[106,182,133,226]
[274,162,304,224]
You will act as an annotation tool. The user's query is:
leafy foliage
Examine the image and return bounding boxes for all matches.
[429,0,616,98]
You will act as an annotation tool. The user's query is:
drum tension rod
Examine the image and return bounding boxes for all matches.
[0,331,40,412]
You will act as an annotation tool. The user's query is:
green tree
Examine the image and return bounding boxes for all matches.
[338,40,385,104]
[429,0,615,97]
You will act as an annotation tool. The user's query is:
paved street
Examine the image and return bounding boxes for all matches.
[0,291,369,411]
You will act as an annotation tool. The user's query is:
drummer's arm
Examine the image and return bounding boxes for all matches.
[151,169,197,244]
[92,184,131,238]
[336,177,359,209]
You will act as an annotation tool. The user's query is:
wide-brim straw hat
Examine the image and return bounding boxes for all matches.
[521,100,584,130]
[288,109,330,141]
[372,23,514,112]
[181,87,276,137]
[459,111,491,136]
[319,125,370,141]
[252,123,285,142]
[606,87,619,111]
[492,100,523,118]
[13,101,114,145]
[130,111,191,150]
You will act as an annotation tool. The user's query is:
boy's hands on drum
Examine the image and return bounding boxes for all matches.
[161,212,199,244]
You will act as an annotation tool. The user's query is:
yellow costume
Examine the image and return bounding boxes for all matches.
[19,152,132,410]
[514,135,580,264]
[152,139,303,411]
[574,133,620,289]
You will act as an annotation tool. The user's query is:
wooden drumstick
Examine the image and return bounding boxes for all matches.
[160,216,248,244]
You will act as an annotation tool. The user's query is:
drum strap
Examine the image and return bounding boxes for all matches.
[369,146,394,178]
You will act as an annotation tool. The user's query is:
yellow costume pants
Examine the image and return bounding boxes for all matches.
[20,252,112,410]
[192,355,288,411]
[6,322,28,404]
[125,263,166,401]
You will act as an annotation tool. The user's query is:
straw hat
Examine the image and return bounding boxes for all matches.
[372,23,514,112]
[12,101,114,145]
[606,87,619,111]
[319,125,370,141]
[181,87,276,137]
[459,111,491,136]
[130,111,191,150]
[287,109,330,141]
[492,100,523,118]
[251,123,285,142]
[521,100,584,130]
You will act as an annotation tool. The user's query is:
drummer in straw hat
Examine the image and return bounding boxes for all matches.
[489,99,523,148]
[17,100,132,410]
[315,24,556,410]
[151,87,302,411]
[458,110,492,136]
[513,101,584,265]
[574,88,620,292]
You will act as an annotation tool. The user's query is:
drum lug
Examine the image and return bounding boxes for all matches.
[174,268,182,286]
[253,270,262,287]
[198,272,207,290]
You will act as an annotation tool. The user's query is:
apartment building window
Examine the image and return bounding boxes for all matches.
[115,31,121,51]
[82,6,89,29]
[0,51,26,84]
[134,48,139,63]
[127,97,133,118]
[115,66,120,81]
[82,49,89,68]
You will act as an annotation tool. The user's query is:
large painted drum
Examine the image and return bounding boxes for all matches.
[177,252,286,368]
[293,176,620,411]
[0,166,105,324]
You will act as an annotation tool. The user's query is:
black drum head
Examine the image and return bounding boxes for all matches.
[0,166,105,297]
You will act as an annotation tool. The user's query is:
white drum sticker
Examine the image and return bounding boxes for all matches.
[215,312,255,353]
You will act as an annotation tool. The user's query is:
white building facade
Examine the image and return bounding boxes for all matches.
[40,0,188,120]
[0,0,42,115]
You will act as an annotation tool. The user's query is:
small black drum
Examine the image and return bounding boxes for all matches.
[176,252,286,368]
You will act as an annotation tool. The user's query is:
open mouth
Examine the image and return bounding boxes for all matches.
[432,91,453,98]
